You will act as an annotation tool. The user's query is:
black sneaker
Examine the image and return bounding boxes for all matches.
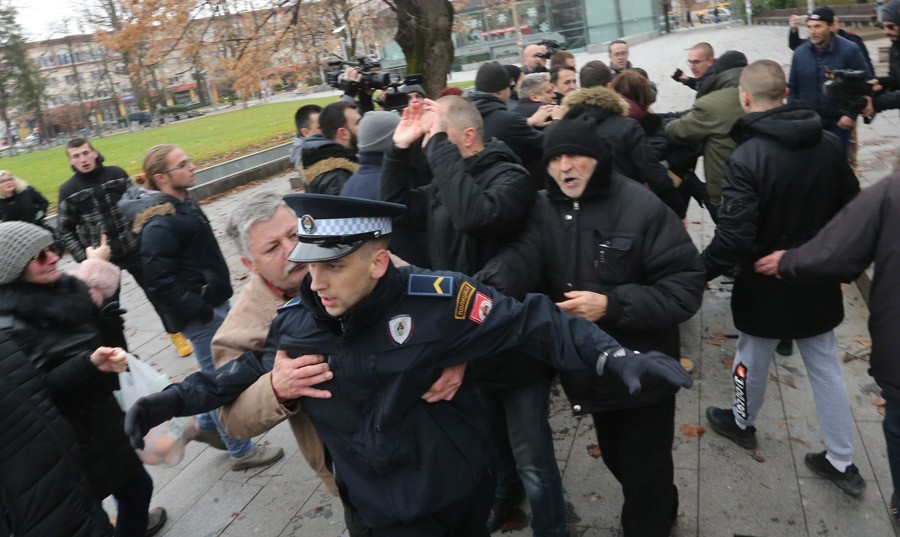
[776,339,793,356]
[485,488,525,533]
[192,426,227,450]
[705,406,758,449]
[146,507,167,537]
[804,451,866,496]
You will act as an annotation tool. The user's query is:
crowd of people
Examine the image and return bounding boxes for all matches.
[4,3,900,536]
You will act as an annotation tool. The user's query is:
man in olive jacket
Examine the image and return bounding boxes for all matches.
[702,61,863,496]
[666,51,747,221]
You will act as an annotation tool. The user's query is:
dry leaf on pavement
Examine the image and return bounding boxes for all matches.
[680,424,706,438]
[587,444,602,458]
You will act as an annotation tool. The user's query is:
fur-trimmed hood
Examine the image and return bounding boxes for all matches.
[302,157,360,186]
[562,86,630,116]
[118,189,175,233]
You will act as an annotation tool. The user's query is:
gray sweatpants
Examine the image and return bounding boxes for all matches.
[730,330,854,462]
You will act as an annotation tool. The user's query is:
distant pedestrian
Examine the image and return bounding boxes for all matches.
[0,171,49,225]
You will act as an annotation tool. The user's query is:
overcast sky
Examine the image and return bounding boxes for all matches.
[14,0,89,41]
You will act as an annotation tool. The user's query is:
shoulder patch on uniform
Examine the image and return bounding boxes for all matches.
[468,292,493,324]
[454,281,477,320]
[277,296,303,311]
[407,274,453,297]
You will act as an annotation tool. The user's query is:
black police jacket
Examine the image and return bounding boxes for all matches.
[171,264,623,529]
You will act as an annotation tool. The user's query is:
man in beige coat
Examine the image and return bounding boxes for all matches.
[209,192,465,534]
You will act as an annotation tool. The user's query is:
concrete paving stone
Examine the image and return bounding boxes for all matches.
[161,479,262,537]
[562,416,625,529]
[152,447,233,524]
[277,488,346,537]
[858,420,896,530]
[218,451,328,537]
[797,477,894,537]
[579,527,620,537]
[670,468,699,537]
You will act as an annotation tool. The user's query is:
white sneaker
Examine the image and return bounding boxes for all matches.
[230,444,284,471]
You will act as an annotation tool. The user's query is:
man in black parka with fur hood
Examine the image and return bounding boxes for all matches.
[478,111,704,537]
[561,85,686,218]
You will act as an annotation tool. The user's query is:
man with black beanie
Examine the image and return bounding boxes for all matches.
[478,110,705,537]
[468,61,562,170]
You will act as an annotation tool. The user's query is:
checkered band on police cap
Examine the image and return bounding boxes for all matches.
[0,221,55,284]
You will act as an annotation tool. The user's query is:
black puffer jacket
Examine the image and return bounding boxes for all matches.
[0,328,114,537]
[874,40,900,117]
[0,275,143,500]
[477,162,704,413]
[468,92,543,167]
[300,135,360,195]
[561,87,686,218]
[0,179,49,225]
[703,102,860,339]
[132,194,232,331]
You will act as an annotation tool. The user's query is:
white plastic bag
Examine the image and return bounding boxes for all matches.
[115,353,197,466]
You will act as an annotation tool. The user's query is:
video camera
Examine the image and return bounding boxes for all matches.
[822,69,874,123]
[325,57,392,93]
[380,74,425,112]
[535,39,566,59]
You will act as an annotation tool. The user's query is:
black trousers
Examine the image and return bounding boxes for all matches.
[591,395,678,537]
[371,469,495,537]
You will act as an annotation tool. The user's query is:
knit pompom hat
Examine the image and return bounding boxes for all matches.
[0,221,55,284]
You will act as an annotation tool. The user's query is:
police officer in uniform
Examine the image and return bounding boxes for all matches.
[124,194,693,536]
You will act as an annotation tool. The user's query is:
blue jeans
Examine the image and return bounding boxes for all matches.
[181,302,252,458]
[484,380,568,537]
[884,392,900,497]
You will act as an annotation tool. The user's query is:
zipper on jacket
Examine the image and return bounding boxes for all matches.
[571,200,580,289]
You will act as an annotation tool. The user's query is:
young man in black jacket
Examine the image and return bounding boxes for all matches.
[754,171,900,526]
[702,60,864,496]
[478,112,704,537]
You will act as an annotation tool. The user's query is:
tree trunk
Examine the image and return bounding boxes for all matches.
[388,0,454,98]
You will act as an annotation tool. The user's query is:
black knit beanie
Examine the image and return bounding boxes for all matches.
[476,62,512,93]
[542,114,608,165]
[884,0,900,25]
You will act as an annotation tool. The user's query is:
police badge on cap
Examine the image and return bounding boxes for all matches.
[283,194,406,263]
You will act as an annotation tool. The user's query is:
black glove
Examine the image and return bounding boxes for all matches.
[124,388,184,450]
[598,348,693,395]
[671,68,684,81]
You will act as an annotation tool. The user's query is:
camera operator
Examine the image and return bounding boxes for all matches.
[788,8,871,155]
[338,67,376,115]
[864,1,900,139]
[521,44,548,74]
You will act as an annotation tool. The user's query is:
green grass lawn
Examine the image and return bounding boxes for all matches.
[6,81,473,205]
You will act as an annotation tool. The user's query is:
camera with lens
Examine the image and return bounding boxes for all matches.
[324,57,393,93]
[535,39,566,59]
[380,74,425,112]
[822,69,874,123]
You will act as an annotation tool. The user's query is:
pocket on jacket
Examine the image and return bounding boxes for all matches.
[595,235,637,284]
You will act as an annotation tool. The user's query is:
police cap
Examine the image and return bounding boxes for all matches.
[283,193,406,263]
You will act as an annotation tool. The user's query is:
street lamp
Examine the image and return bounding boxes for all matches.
[333,25,350,60]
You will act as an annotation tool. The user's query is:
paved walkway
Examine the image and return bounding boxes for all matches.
[100,23,899,537]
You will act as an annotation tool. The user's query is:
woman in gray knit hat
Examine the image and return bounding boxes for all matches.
[0,221,168,536]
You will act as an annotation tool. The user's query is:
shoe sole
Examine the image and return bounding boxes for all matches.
[804,458,866,496]
[146,508,167,537]
[231,449,285,471]
[706,410,757,450]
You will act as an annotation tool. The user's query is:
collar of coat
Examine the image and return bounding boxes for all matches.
[299,261,403,337]
[0,274,95,329]
[302,157,360,186]
[133,200,177,233]
[561,86,630,116]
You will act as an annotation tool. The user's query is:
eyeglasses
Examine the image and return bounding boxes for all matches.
[161,158,192,173]
[686,59,708,66]
[31,243,62,264]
